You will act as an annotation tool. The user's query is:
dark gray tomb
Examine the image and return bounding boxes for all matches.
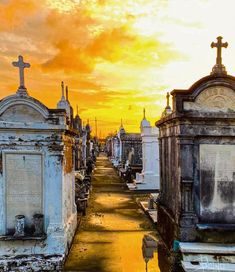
[156,36,235,271]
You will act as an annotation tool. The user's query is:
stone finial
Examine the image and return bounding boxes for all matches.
[12,55,30,95]
[211,36,228,75]
[161,92,172,118]
[86,119,91,133]
[66,86,69,101]
[61,81,65,100]
[57,82,71,118]
[141,108,150,128]
[76,105,78,116]
[166,92,170,109]
[119,118,125,134]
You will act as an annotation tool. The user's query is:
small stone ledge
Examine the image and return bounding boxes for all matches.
[0,254,64,272]
[0,234,47,241]
[196,223,235,231]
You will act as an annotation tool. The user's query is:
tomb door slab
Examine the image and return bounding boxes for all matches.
[199,144,235,223]
[3,152,43,234]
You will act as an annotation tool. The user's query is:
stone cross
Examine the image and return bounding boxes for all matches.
[211,36,228,66]
[12,55,30,90]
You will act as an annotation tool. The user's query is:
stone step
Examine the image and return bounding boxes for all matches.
[179,242,235,255]
[182,261,235,272]
[126,183,137,190]
[182,254,234,264]
[180,242,235,270]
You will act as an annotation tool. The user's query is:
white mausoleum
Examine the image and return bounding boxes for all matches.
[0,56,77,270]
[131,110,160,190]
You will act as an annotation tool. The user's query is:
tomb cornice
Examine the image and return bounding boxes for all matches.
[155,112,181,126]
[0,122,67,130]
[156,111,235,128]
[176,137,195,144]
[179,125,235,137]
[157,120,235,137]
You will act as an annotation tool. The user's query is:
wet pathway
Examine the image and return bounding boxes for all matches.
[64,154,160,272]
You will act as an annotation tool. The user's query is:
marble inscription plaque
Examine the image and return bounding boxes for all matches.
[200,144,235,223]
[5,153,42,230]
[184,86,235,112]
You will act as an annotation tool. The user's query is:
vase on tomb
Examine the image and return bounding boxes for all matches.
[13,215,25,237]
[33,213,44,236]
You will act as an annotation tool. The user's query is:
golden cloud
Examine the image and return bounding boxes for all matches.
[0,0,183,136]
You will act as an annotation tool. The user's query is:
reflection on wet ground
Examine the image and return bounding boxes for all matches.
[64,155,160,272]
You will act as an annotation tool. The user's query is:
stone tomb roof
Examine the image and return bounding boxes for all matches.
[156,74,235,126]
[0,92,67,130]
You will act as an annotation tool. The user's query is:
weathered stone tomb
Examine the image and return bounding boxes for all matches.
[156,37,235,271]
[0,56,77,271]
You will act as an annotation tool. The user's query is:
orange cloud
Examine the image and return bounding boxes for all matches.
[42,40,95,73]
[87,26,134,62]
[0,0,184,137]
[0,0,38,31]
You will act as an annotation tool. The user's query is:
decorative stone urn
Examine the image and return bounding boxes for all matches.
[14,215,25,237]
[33,214,44,236]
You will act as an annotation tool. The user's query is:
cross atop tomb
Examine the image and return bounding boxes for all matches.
[12,55,30,95]
[211,36,228,75]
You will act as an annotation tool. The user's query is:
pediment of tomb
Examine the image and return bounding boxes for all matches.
[171,75,235,114]
[0,94,49,123]
[183,86,235,112]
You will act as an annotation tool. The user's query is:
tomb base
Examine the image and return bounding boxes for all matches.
[128,172,159,190]
[179,242,235,272]
[111,158,119,167]
[0,254,64,272]
[0,213,77,271]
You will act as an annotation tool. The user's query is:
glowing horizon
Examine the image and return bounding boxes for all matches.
[1,0,235,137]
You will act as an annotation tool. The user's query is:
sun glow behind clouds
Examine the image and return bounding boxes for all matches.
[46,0,81,12]
[1,0,235,137]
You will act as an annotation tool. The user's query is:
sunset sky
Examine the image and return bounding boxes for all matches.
[1,0,235,137]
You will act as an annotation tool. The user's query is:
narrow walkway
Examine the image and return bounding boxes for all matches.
[64,155,160,272]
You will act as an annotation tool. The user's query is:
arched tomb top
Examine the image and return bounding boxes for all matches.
[183,86,235,112]
[0,94,49,123]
